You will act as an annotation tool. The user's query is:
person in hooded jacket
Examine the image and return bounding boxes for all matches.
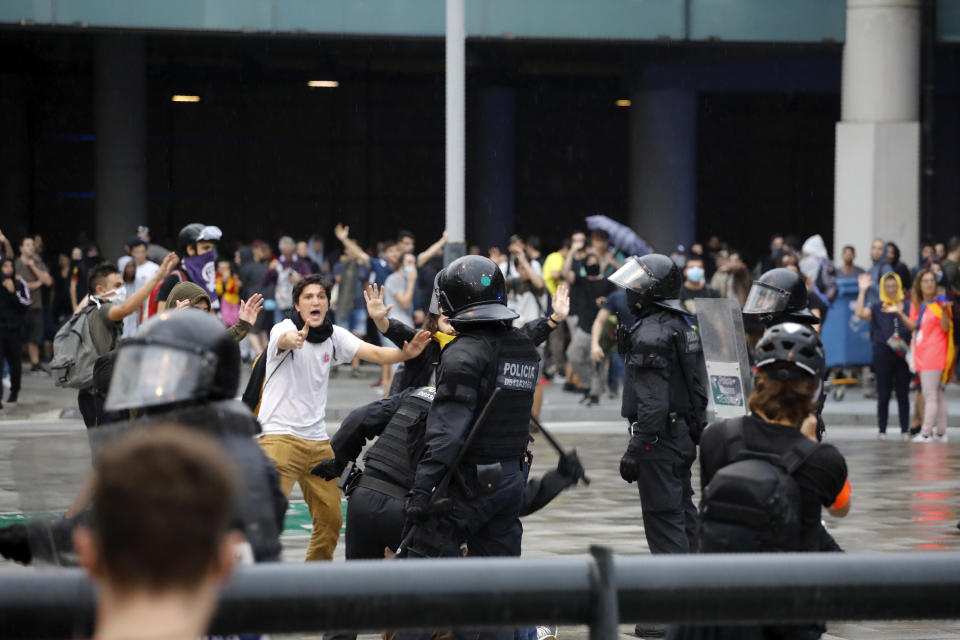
[0,258,31,408]
[165,281,263,343]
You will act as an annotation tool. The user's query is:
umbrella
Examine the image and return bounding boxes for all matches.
[584,215,650,256]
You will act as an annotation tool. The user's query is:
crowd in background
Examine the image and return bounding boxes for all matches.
[0,224,956,436]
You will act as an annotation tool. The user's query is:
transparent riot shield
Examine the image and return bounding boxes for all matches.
[695,298,753,420]
[9,425,126,566]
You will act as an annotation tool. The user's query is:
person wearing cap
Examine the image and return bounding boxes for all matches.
[136,225,172,265]
[149,223,223,318]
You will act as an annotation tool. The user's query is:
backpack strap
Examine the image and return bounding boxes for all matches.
[780,436,820,475]
[722,417,748,461]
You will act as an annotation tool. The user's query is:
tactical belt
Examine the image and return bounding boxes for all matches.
[356,474,409,501]
[462,457,524,473]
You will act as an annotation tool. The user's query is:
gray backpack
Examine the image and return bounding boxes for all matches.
[50,300,115,391]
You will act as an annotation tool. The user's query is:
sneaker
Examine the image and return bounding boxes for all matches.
[877,433,887,441]
[370,378,382,388]
[913,433,933,443]
[901,433,912,442]
[935,433,949,443]
[562,382,582,393]
[536,626,557,640]
[350,368,362,379]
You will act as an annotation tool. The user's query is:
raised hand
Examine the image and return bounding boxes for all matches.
[334,223,350,242]
[158,252,179,279]
[238,293,264,325]
[401,330,432,359]
[857,272,872,292]
[552,283,570,321]
[175,299,191,310]
[364,284,392,322]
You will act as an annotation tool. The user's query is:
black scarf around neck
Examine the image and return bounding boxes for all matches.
[291,310,335,343]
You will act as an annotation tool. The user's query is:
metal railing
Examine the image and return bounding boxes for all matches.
[3,547,960,639]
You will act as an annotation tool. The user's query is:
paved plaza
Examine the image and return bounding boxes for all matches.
[2,369,960,638]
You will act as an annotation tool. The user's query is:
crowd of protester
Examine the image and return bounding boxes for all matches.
[0,225,956,443]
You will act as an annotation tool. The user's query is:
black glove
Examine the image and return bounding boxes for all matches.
[558,450,585,484]
[0,524,32,565]
[619,439,647,483]
[310,458,346,480]
[404,492,432,524]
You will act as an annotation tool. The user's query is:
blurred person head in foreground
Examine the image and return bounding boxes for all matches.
[74,425,240,640]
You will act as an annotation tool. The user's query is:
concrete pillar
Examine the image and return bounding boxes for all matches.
[628,88,698,254]
[834,0,921,266]
[472,87,517,253]
[95,34,147,262]
[443,0,466,265]
[0,74,30,240]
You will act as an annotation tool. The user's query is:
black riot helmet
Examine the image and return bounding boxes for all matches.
[754,322,826,381]
[177,223,205,256]
[742,267,817,326]
[105,308,241,412]
[435,255,518,326]
[608,254,685,313]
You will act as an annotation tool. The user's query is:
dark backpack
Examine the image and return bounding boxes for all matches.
[241,349,292,416]
[699,418,819,553]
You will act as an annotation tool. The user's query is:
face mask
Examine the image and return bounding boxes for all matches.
[103,286,126,304]
[686,266,705,283]
[183,250,219,308]
[403,266,414,275]
[584,263,601,277]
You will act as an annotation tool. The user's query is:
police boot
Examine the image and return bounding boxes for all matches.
[634,623,666,638]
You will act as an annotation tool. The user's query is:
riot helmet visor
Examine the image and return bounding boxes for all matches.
[608,257,654,293]
[742,281,791,316]
[105,345,217,411]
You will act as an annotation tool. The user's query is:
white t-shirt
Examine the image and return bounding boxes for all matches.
[384,271,414,329]
[257,320,363,441]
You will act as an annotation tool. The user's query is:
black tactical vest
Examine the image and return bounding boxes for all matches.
[466,328,539,463]
[363,386,435,489]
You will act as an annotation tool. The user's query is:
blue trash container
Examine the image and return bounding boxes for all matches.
[821,278,872,369]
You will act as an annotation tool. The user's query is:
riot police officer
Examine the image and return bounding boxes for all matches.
[0,309,286,565]
[741,267,819,328]
[610,254,708,556]
[403,255,540,564]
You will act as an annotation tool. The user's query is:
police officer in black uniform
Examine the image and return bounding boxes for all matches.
[403,255,540,564]
[611,254,708,555]
[0,309,286,565]
[742,267,819,328]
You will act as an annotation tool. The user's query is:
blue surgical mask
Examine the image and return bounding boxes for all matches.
[686,266,704,283]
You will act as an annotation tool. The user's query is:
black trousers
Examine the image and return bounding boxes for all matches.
[633,424,698,554]
[0,330,21,396]
[872,345,911,434]
[325,485,406,640]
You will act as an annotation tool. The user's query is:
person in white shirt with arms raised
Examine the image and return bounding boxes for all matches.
[257,273,431,561]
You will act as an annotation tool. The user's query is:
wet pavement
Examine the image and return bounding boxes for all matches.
[3,370,960,638]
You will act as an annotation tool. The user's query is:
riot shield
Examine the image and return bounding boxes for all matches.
[695,297,753,420]
[9,425,132,566]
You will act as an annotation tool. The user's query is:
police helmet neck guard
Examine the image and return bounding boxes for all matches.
[754,322,826,380]
[105,308,241,412]
[608,254,682,302]
[435,255,518,326]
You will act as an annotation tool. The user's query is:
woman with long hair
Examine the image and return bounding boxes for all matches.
[855,271,913,440]
[909,268,955,442]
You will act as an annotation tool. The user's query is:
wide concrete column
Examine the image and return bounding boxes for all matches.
[0,74,30,239]
[834,0,921,265]
[95,34,147,262]
[472,87,517,253]
[628,88,697,254]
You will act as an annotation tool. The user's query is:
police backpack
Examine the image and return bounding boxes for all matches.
[698,417,819,553]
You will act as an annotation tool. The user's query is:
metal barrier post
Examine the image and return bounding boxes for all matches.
[589,546,619,640]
